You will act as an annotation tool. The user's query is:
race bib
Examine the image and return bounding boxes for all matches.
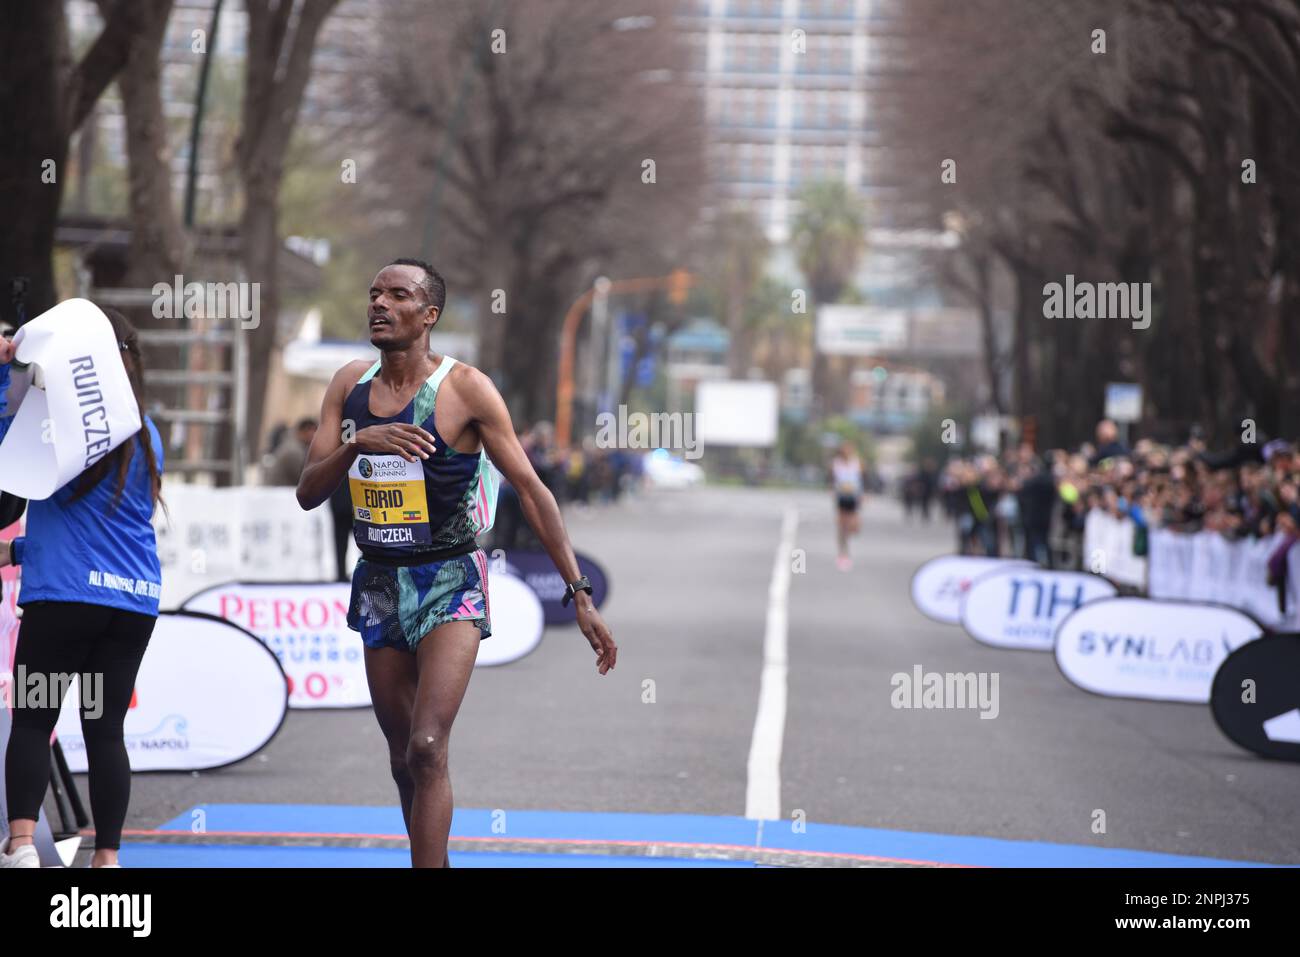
[348,454,431,548]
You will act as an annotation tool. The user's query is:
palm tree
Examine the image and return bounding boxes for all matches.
[790,180,868,413]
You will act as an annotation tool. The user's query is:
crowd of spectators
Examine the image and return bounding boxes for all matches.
[934,419,1299,570]
[489,422,646,551]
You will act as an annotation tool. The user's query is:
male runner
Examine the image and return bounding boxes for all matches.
[296,258,616,868]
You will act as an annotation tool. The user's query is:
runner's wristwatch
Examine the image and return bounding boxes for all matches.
[561,575,593,607]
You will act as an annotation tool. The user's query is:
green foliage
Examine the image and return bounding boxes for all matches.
[907,400,970,464]
[790,179,868,304]
[778,414,875,468]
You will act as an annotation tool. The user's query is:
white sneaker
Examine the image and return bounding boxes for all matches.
[0,844,40,868]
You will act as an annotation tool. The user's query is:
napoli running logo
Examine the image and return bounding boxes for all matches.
[358,458,373,478]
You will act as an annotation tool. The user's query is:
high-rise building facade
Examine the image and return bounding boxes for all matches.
[677,0,908,243]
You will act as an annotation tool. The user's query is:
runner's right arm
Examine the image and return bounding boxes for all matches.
[296,364,363,511]
[296,362,439,510]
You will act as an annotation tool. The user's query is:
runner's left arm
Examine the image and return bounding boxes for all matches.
[463,367,617,675]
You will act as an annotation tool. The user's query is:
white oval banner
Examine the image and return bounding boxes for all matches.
[910,556,1031,624]
[182,581,368,709]
[54,611,288,772]
[960,568,1117,651]
[183,573,546,704]
[476,571,545,667]
[1054,598,1264,703]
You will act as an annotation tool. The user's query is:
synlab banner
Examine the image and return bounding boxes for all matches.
[54,611,288,771]
[910,556,1030,625]
[960,568,1116,651]
[1054,598,1263,703]
[1210,634,1300,762]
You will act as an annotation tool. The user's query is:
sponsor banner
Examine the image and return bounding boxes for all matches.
[1082,510,1147,589]
[1148,529,1300,631]
[154,484,335,609]
[184,571,546,694]
[1104,382,1142,424]
[0,299,142,500]
[960,568,1116,651]
[489,549,609,627]
[695,380,779,447]
[816,304,908,356]
[1211,634,1300,762]
[54,611,288,772]
[910,556,1031,625]
[1054,598,1263,703]
[181,581,366,709]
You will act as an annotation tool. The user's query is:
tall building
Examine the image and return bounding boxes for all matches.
[677,0,909,244]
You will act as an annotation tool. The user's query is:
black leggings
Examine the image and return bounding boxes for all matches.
[5,601,155,850]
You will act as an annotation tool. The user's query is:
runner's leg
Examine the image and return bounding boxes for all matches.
[363,646,418,835]
[406,619,480,868]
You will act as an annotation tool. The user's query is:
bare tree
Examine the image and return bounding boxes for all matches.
[368,0,706,422]
[887,0,1300,444]
[237,0,342,447]
[0,0,172,326]
[114,0,186,290]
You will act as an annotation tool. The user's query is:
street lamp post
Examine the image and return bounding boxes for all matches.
[555,269,693,451]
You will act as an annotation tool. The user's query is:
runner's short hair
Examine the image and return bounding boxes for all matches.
[389,257,446,315]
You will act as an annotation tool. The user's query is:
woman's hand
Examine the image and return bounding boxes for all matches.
[0,337,15,365]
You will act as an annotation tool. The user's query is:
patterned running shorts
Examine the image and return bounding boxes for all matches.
[346,548,491,653]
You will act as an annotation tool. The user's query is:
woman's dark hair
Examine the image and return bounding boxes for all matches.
[68,306,164,514]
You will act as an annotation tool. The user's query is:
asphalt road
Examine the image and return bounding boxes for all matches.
[102,484,1299,864]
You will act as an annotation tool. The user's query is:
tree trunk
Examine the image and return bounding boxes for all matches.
[0,2,68,327]
[240,191,281,456]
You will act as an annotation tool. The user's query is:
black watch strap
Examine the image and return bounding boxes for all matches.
[561,575,593,607]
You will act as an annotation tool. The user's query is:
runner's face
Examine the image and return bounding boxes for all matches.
[368,266,437,349]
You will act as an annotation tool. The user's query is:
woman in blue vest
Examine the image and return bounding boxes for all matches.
[0,306,164,869]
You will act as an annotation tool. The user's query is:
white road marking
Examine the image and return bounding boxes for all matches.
[746,506,798,821]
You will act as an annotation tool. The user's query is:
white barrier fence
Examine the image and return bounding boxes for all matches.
[1081,511,1147,588]
[154,483,335,609]
[1083,511,1300,630]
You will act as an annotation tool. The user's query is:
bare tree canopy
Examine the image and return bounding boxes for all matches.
[364,0,707,422]
[890,0,1300,446]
